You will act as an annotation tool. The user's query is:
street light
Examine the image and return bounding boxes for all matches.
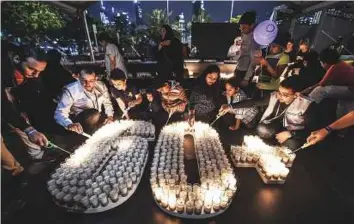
[230,0,234,22]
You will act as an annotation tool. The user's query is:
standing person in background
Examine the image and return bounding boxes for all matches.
[98,32,128,80]
[236,11,260,87]
[189,65,221,123]
[156,24,184,83]
[227,36,242,61]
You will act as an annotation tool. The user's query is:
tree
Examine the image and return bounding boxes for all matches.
[146,9,169,43]
[230,15,242,23]
[1,1,66,43]
[192,9,212,23]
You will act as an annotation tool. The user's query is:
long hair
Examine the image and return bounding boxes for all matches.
[195,64,221,100]
[161,24,174,41]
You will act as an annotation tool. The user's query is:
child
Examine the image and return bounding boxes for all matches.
[219,77,259,130]
[109,68,143,119]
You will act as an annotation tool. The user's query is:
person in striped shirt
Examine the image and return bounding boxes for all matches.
[155,81,188,116]
[219,77,259,130]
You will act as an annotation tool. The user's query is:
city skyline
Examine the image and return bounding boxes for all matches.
[88,1,281,24]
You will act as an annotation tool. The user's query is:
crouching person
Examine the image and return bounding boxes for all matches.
[109,68,143,120]
[232,76,317,150]
[219,77,259,131]
[54,68,114,135]
[155,80,188,123]
[256,76,316,150]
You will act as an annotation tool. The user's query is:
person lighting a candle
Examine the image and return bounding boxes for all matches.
[189,65,221,123]
[109,68,143,120]
[155,80,188,123]
[54,68,114,135]
[218,76,259,131]
[306,110,354,145]
[230,76,318,151]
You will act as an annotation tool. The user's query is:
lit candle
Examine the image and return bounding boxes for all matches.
[168,195,177,211]
[185,200,194,214]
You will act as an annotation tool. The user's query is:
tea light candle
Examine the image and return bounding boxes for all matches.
[168,195,177,211]
[98,193,108,206]
[161,195,168,208]
[119,183,128,196]
[176,199,185,213]
[109,188,119,202]
[185,200,194,214]
[194,200,203,214]
[89,195,99,208]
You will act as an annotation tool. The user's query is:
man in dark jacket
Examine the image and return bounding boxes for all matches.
[1,42,55,162]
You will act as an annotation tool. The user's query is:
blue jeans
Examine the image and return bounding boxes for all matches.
[309,85,354,118]
[309,86,354,104]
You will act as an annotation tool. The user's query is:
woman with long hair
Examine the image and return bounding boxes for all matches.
[156,24,184,83]
[190,65,221,122]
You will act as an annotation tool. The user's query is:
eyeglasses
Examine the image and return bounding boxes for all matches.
[276,90,294,98]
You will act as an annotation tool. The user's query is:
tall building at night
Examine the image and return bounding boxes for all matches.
[178,12,187,43]
[192,0,201,18]
[133,0,143,25]
[99,0,109,25]
[192,0,206,21]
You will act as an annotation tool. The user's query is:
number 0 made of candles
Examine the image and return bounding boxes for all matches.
[151,122,238,219]
[47,120,155,213]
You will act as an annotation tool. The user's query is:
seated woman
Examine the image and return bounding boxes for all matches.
[231,76,317,150]
[190,65,221,123]
[219,77,259,130]
[109,68,143,120]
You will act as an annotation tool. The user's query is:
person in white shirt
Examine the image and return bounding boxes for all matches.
[98,32,128,79]
[236,11,260,87]
[227,36,242,61]
[54,68,114,134]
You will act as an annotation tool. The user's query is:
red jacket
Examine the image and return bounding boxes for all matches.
[319,61,354,86]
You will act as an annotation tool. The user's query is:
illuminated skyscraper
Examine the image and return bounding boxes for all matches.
[178,12,187,43]
[134,0,144,25]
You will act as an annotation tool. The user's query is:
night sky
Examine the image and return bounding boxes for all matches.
[88,1,281,23]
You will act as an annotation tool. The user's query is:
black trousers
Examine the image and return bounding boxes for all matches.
[256,121,305,151]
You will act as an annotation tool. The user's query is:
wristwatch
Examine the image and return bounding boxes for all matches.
[324,126,333,134]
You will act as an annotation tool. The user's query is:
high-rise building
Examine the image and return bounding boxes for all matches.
[100,12,109,25]
[100,0,105,10]
[192,0,201,18]
[133,0,143,25]
[178,12,187,43]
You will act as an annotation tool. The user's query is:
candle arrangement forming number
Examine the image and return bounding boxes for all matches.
[47,120,154,213]
[230,135,295,184]
[151,122,237,219]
